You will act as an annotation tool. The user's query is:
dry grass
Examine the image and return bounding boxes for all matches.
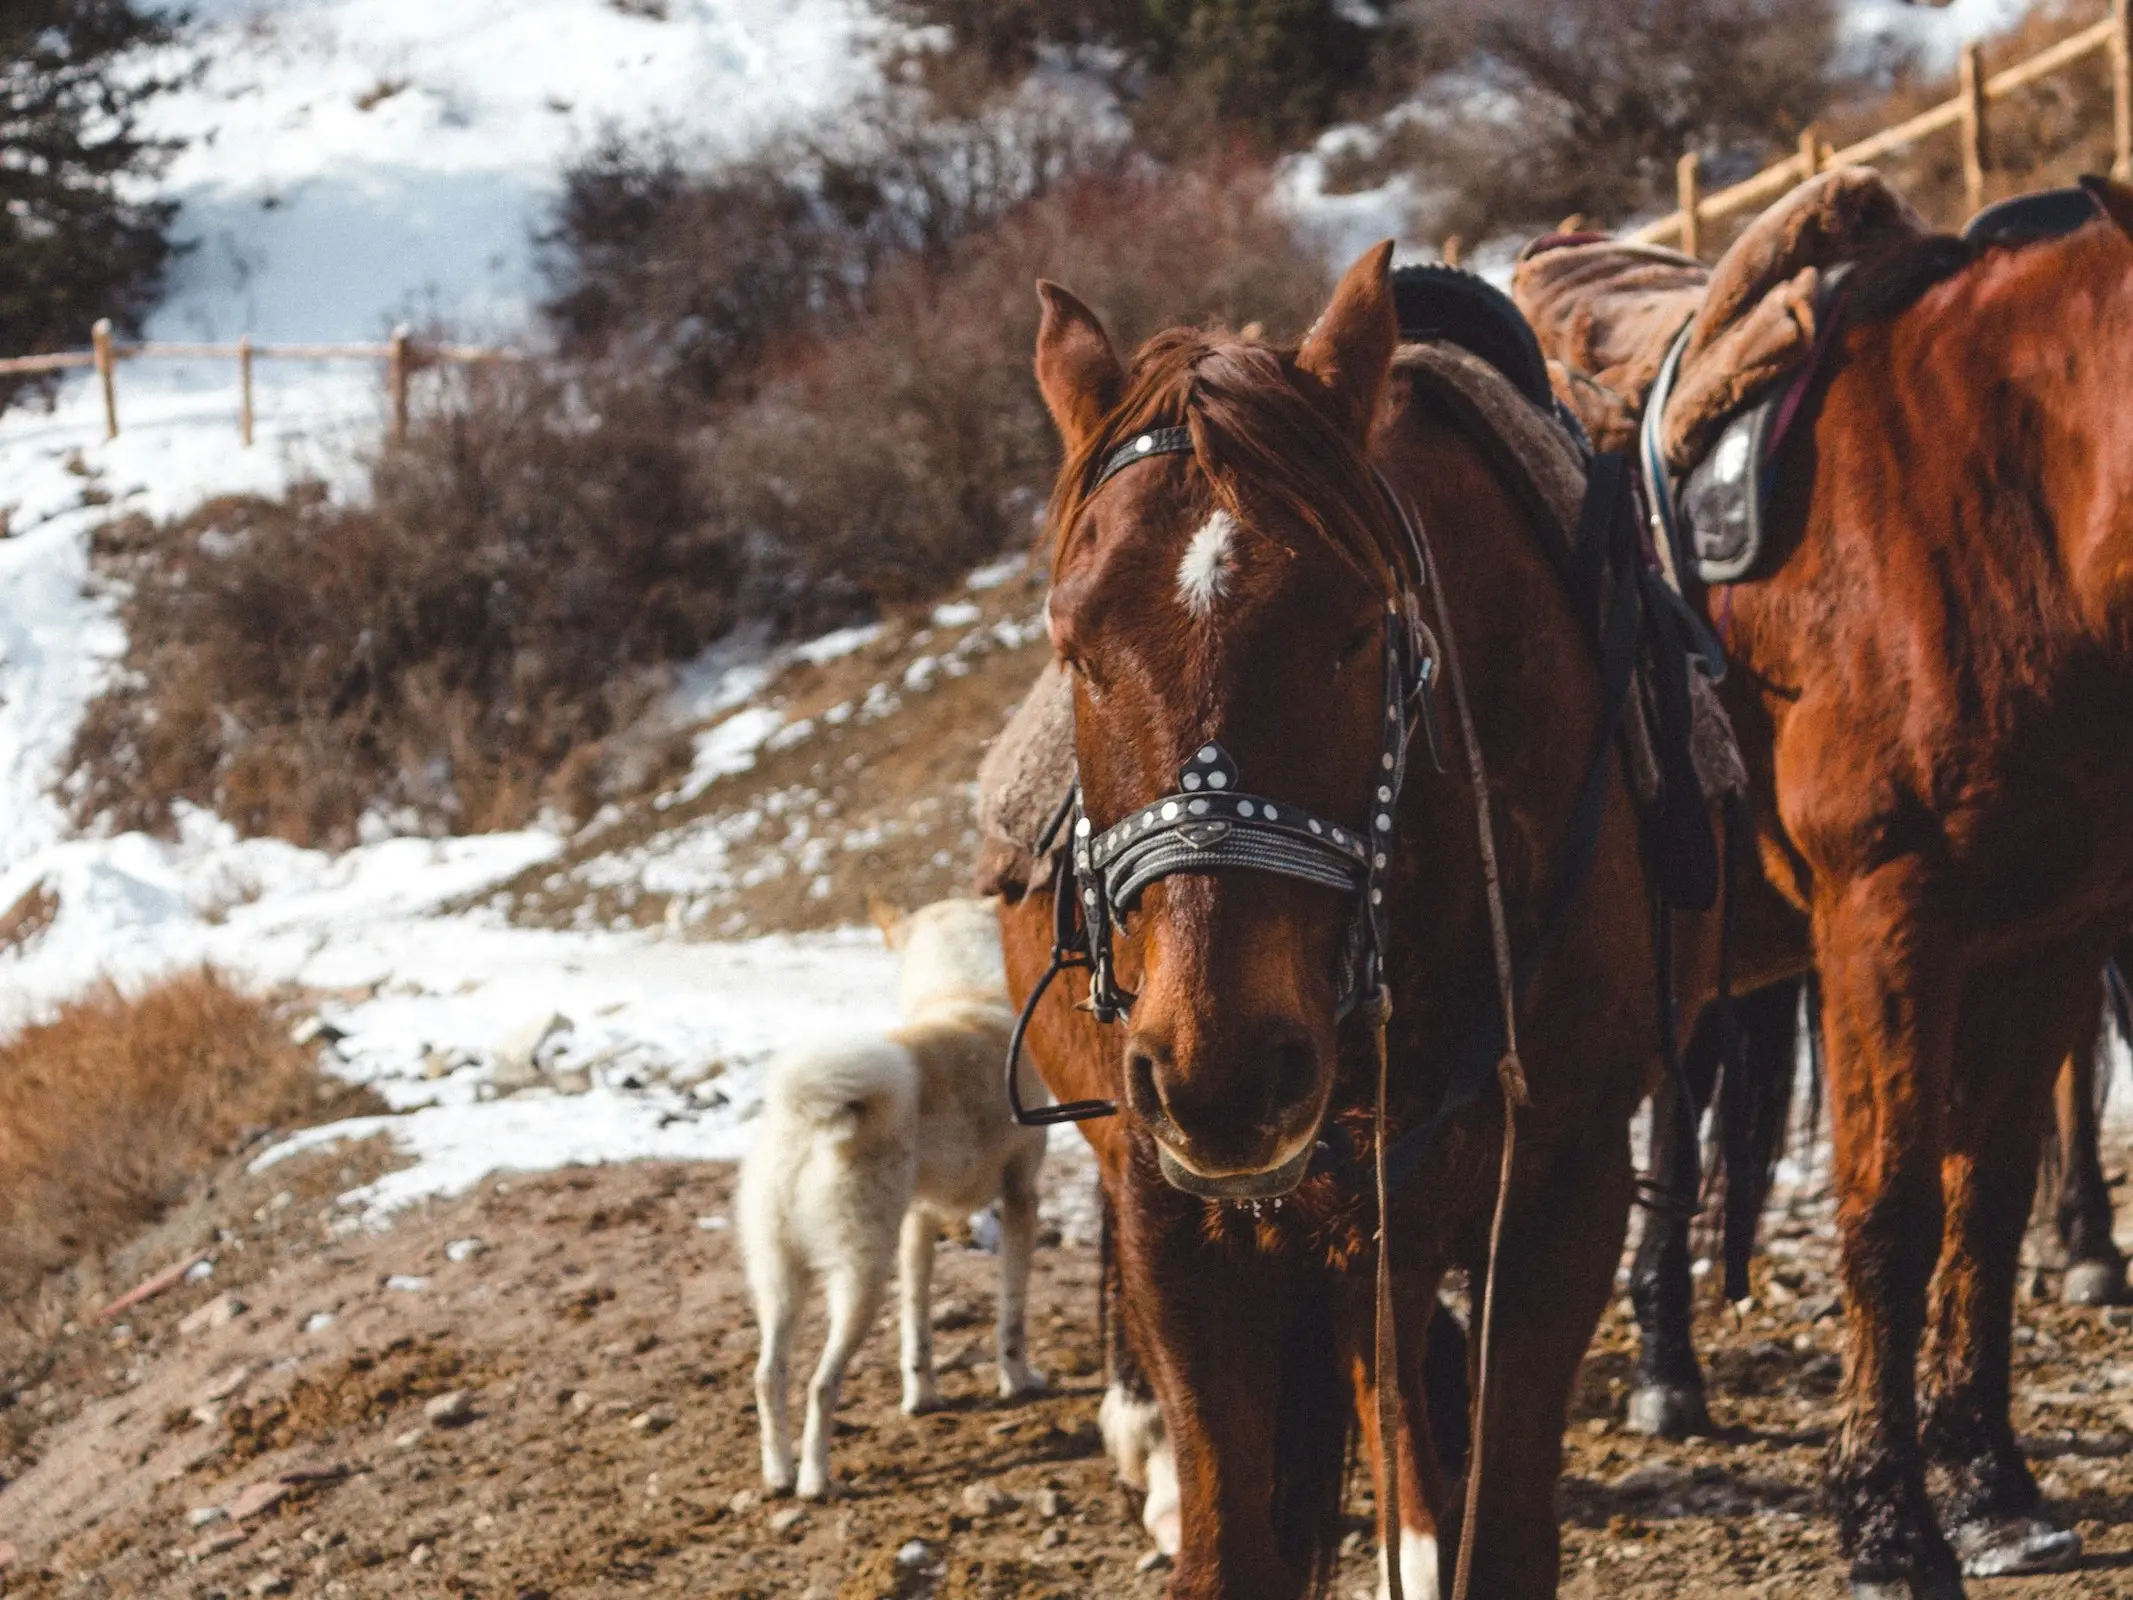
[0,968,341,1314]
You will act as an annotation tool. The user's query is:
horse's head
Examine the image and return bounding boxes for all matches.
[1033,243,1418,1197]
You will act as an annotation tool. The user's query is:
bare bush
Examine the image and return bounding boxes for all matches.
[0,968,328,1311]
[70,365,728,846]
[708,161,1333,633]
[1329,0,1837,240]
[72,150,1327,843]
[544,87,1120,399]
[886,0,1390,153]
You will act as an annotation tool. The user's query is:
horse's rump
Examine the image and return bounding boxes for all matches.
[1513,167,1933,468]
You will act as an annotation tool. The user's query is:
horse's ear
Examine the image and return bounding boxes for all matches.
[1034,282,1123,455]
[2080,174,2133,238]
[1296,240,1398,441]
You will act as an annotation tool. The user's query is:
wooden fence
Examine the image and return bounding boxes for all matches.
[0,323,520,445]
[1631,0,2133,256]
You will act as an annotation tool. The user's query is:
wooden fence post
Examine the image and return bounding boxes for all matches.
[387,325,410,441]
[2115,0,2132,180]
[1677,150,1703,260]
[1959,42,1990,215]
[1442,234,1464,268]
[91,319,117,441]
[237,334,254,447]
[1798,125,1822,181]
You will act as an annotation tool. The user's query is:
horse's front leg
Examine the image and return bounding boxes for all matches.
[1814,863,1964,1600]
[1443,1107,1634,1597]
[1626,1025,1716,1438]
[2054,979,2127,1306]
[1347,1273,1453,1600]
[1116,1165,1322,1600]
[1922,944,2095,1578]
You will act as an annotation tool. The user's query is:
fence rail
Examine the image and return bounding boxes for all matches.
[0,323,521,445]
[1629,0,2133,254]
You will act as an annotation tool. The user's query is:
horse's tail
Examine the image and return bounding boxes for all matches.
[1716,977,1809,1302]
[1272,1265,1351,1597]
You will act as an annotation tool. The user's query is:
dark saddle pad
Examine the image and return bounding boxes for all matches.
[1964,184,2102,246]
[1392,264,1556,414]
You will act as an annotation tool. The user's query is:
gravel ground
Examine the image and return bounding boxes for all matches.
[0,1129,2126,1599]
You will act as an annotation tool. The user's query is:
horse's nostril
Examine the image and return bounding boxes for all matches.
[1271,1033,1319,1113]
[1126,1047,1165,1121]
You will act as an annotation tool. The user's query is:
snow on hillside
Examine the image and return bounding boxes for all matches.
[1840,0,2041,77]
[0,0,933,1218]
[0,0,2120,1225]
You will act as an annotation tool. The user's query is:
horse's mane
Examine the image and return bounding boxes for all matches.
[1844,230,1978,324]
[1046,329,1408,593]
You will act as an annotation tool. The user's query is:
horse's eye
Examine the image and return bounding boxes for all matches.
[1335,623,1377,670]
[1067,655,1106,702]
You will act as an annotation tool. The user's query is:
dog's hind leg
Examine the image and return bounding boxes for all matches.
[899,1207,940,1415]
[798,1258,889,1500]
[994,1148,1047,1399]
[751,1248,799,1495]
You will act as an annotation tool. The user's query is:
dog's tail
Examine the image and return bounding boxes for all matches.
[759,1038,918,1138]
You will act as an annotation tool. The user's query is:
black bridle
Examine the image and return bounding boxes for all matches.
[1005,426,1445,1126]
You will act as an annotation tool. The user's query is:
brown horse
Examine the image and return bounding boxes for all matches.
[999,244,1713,1598]
[1538,180,2133,1596]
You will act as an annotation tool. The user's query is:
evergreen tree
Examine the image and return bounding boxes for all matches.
[0,2,182,370]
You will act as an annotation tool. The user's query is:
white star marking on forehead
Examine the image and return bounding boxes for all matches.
[1177,509,1235,619]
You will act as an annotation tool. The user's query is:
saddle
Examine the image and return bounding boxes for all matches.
[1514,174,2109,590]
[1514,167,1935,588]
[975,268,1745,916]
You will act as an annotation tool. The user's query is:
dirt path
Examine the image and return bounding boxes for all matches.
[0,1137,2128,1599]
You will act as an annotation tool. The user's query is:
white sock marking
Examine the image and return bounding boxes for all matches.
[1177,509,1235,618]
[1377,1527,1441,1600]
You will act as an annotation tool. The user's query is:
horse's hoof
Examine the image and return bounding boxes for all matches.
[1625,1382,1710,1438]
[1847,1578,1964,1600]
[2061,1259,2127,1307]
[1949,1515,2082,1577]
[1847,1564,1966,1599]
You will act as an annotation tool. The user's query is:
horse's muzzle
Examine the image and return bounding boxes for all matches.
[1154,1140,1314,1200]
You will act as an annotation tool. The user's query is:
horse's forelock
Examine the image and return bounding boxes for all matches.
[1047,328,1402,597]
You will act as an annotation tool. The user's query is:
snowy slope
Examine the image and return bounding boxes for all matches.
[0,0,2120,1227]
[0,0,923,1216]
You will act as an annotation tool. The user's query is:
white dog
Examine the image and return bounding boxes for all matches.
[738,897,1049,1498]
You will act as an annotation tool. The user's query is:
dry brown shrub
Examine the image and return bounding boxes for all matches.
[71,155,1326,844]
[709,160,1334,632]
[68,364,732,847]
[0,968,326,1309]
